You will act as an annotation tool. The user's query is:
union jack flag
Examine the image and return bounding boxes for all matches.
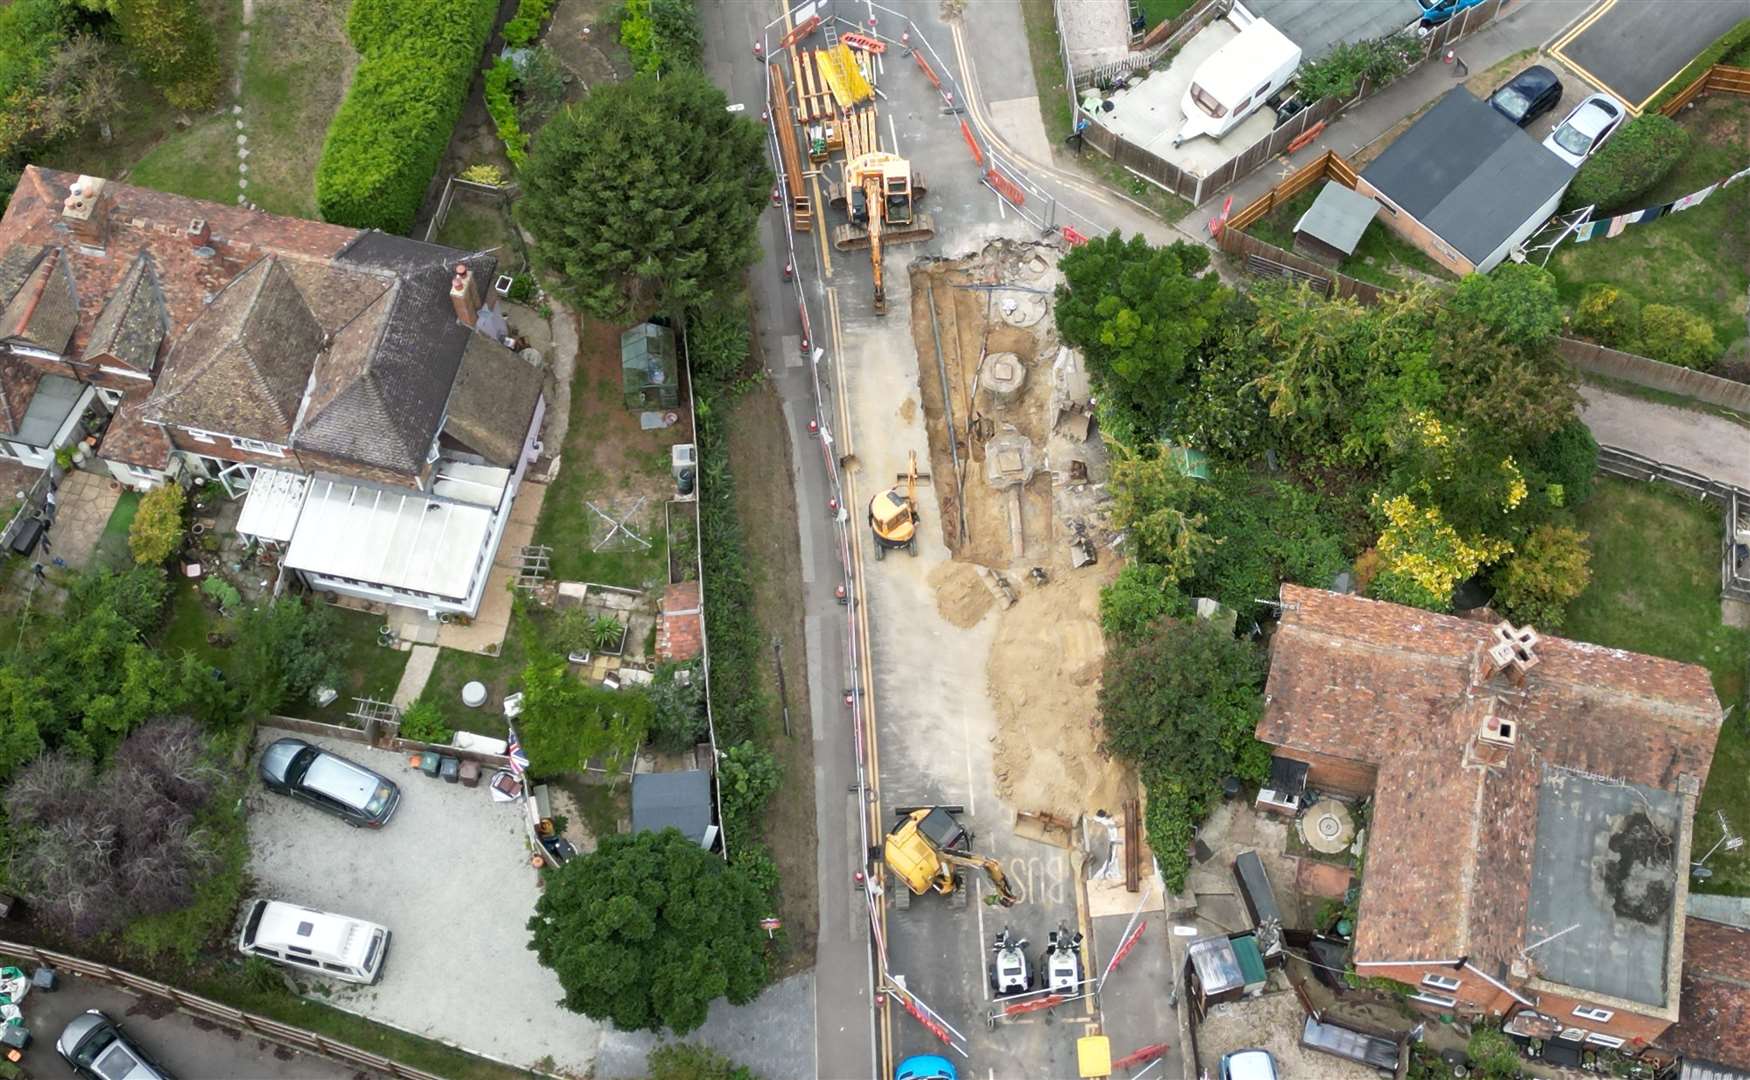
[506,724,529,780]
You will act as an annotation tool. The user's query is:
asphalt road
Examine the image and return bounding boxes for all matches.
[1551,0,1750,109]
[10,969,346,1080]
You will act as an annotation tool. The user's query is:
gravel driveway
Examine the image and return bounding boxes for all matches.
[1580,385,1750,491]
[246,727,602,1074]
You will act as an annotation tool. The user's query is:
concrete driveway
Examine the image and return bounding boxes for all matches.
[1550,0,1749,110]
[1579,385,1750,490]
[246,727,603,1074]
[8,968,344,1080]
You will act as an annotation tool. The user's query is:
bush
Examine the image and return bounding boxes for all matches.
[316,0,498,233]
[1564,113,1690,212]
[1494,524,1591,630]
[1099,563,1180,642]
[1450,264,1562,349]
[232,600,343,718]
[622,0,702,75]
[502,0,554,47]
[647,664,705,753]
[1297,35,1416,102]
[397,698,452,744]
[114,0,220,110]
[687,299,753,387]
[1571,284,1641,347]
[1466,1027,1524,1079]
[1523,419,1597,510]
[128,483,184,566]
[484,58,527,169]
[1635,303,1717,368]
[517,651,649,773]
[1646,18,1750,112]
[717,740,779,844]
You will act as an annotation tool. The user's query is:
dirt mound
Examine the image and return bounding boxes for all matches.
[987,559,1134,818]
[929,561,994,628]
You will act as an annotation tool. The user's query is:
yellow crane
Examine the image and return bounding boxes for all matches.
[867,450,920,560]
[884,805,1019,910]
[830,152,935,315]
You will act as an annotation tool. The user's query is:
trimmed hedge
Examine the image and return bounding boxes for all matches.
[484,58,527,169]
[1563,113,1690,212]
[316,0,498,233]
[503,0,554,48]
[1636,303,1717,368]
[1645,18,1750,112]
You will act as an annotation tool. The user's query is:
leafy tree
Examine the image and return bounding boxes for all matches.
[1384,412,1533,541]
[516,46,569,129]
[1446,264,1562,349]
[518,72,771,318]
[1367,493,1512,612]
[0,668,49,784]
[1494,525,1591,631]
[1431,319,1578,452]
[649,1043,760,1080]
[647,664,706,753]
[518,650,649,773]
[114,0,220,110]
[128,483,184,566]
[1098,562,1183,642]
[232,600,342,718]
[43,34,125,143]
[1054,234,1229,435]
[1523,420,1597,511]
[1108,441,1215,587]
[621,0,702,75]
[527,829,770,1034]
[0,0,72,164]
[1183,471,1349,616]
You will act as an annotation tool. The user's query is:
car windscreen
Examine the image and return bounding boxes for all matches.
[1494,87,1530,118]
[73,1026,119,1068]
[287,745,319,785]
[364,782,394,816]
[1553,123,1592,155]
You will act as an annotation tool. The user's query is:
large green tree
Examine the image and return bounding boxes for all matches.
[518,72,771,319]
[1054,234,1229,438]
[114,0,220,110]
[527,829,770,1034]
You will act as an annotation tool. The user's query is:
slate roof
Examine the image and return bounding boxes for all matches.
[1361,89,1576,263]
[81,250,168,373]
[0,245,79,353]
[1661,918,1750,1072]
[443,333,542,468]
[144,257,325,444]
[1260,585,1722,1008]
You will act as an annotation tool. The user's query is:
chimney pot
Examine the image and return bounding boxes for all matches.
[61,175,109,250]
[187,218,210,247]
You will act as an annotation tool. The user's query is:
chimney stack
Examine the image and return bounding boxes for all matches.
[1481,621,1540,687]
[61,175,110,251]
[450,262,480,327]
[186,218,211,250]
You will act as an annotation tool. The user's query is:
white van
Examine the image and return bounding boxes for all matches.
[238,899,390,984]
[1175,18,1302,146]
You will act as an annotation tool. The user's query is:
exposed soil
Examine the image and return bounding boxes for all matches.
[928,561,995,628]
[727,379,820,976]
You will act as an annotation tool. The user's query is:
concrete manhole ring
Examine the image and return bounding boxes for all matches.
[1300,798,1356,855]
[999,293,1047,328]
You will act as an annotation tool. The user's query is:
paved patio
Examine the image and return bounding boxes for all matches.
[45,468,121,570]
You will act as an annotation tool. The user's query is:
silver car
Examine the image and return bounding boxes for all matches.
[1543,92,1625,167]
[56,1010,175,1080]
[258,737,400,828]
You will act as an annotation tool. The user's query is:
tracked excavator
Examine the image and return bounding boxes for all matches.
[830,152,935,315]
[884,805,1019,910]
[867,450,920,560]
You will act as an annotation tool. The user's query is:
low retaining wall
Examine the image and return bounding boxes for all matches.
[0,940,443,1080]
[1559,338,1750,414]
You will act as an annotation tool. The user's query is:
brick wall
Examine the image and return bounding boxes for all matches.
[1531,986,1674,1047]
[1352,178,1477,277]
[1271,748,1377,797]
[166,428,293,470]
[293,447,424,491]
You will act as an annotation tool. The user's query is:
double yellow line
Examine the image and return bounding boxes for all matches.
[1548,0,1690,115]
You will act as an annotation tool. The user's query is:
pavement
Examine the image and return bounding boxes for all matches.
[1549,0,1750,111]
[594,972,817,1080]
[42,468,120,571]
[244,725,603,1075]
[1578,384,1750,489]
[9,968,346,1080]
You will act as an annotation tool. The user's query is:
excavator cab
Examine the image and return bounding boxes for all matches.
[883,805,1019,910]
[868,451,920,560]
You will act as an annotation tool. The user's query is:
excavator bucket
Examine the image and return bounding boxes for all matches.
[1015,810,1076,849]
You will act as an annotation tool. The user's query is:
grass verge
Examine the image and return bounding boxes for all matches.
[94,491,141,571]
[1564,477,1750,895]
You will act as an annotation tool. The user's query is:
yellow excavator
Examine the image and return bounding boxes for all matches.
[884,805,1019,910]
[867,450,920,560]
[830,152,935,316]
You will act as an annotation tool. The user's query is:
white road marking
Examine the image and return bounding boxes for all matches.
[962,707,977,817]
[976,877,991,1003]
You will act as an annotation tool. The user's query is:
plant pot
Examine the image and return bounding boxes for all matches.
[108,479,121,492]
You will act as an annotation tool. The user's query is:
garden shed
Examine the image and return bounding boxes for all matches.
[631,770,715,848]
[621,323,679,410]
[1292,181,1378,265]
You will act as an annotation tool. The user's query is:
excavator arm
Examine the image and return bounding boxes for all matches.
[862,170,886,315]
[941,850,1020,907]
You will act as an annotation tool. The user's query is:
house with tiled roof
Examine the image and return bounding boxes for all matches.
[0,167,546,617]
[1258,584,1724,1054]
[1658,916,1750,1076]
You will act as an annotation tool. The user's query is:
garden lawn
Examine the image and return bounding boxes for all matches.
[1548,94,1750,360]
[434,197,525,269]
[420,608,547,738]
[1564,477,1750,895]
[156,589,408,725]
[1244,186,1456,290]
[94,491,141,571]
[1139,0,1194,29]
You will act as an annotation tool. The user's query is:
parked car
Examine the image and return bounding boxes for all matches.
[1488,65,1563,127]
[56,1010,176,1080]
[896,1055,958,1080]
[1542,92,1625,166]
[1418,0,1488,28]
[239,898,392,984]
[258,737,400,828]
[1220,1049,1279,1080]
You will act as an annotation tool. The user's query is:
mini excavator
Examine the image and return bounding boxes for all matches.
[867,450,920,560]
[884,805,1019,910]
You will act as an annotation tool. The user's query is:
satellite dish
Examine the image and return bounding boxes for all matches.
[1692,866,1714,880]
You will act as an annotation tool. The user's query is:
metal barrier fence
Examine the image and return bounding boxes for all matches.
[0,940,445,1080]
[1593,445,1750,603]
[1070,0,1508,205]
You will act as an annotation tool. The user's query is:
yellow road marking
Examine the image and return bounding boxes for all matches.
[1550,0,1615,57]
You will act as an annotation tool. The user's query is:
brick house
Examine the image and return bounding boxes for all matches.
[1657,916,1750,1075]
[1257,584,1723,1054]
[0,167,545,617]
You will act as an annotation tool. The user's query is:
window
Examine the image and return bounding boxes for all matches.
[186,428,215,443]
[1190,82,1227,119]
[1573,1005,1614,1023]
[1410,991,1457,1008]
[229,436,283,456]
[1421,973,1461,992]
[97,388,122,408]
[1586,1034,1625,1049]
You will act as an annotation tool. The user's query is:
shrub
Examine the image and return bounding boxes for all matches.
[647,665,705,753]
[316,0,498,233]
[502,0,554,47]
[1099,563,1180,642]
[1494,524,1591,631]
[1297,35,1416,102]
[518,651,649,773]
[1450,263,1562,348]
[1635,303,1717,368]
[687,299,753,386]
[622,0,702,75]
[232,600,342,718]
[397,698,452,744]
[459,163,507,186]
[484,57,527,169]
[114,0,220,110]
[1571,284,1641,347]
[1466,1027,1524,1079]
[1523,419,1597,510]
[717,740,779,844]
[517,46,569,129]
[128,483,184,566]
[1564,113,1690,212]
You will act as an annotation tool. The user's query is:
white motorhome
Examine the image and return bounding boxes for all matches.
[1175,18,1301,146]
[238,899,391,984]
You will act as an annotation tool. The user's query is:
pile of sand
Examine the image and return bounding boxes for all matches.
[928,561,994,628]
[987,559,1134,818]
